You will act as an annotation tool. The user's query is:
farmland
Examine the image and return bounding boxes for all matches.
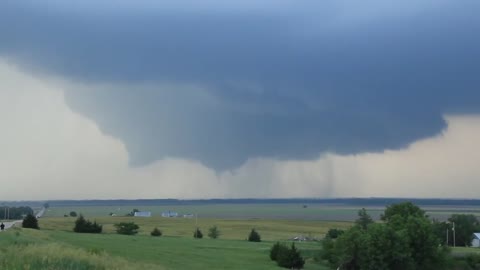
[4,200,480,269]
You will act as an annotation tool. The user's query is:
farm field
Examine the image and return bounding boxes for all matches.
[27,205,353,269]
[6,202,480,269]
[0,217,338,269]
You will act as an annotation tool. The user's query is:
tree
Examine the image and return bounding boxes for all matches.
[355,208,373,230]
[248,229,261,242]
[277,243,305,269]
[194,227,203,239]
[208,225,220,239]
[270,242,289,261]
[114,222,139,235]
[324,203,450,270]
[151,227,162,237]
[73,215,102,233]
[43,202,50,209]
[448,214,480,247]
[69,211,77,217]
[381,202,426,224]
[325,228,345,239]
[22,214,39,229]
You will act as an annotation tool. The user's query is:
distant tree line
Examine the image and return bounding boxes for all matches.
[0,206,34,220]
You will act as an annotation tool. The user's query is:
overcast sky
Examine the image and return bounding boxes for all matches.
[1,1,479,200]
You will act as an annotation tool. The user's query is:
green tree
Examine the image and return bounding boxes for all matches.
[208,225,220,239]
[114,222,139,235]
[325,228,345,239]
[277,243,305,269]
[151,227,162,237]
[69,211,77,217]
[194,227,203,239]
[248,229,261,242]
[448,214,480,247]
[270,242,289,261]
[43,202,50,209]
[360,223,413,270]
[324,203,450,270]
[355,208,373,230]
[381,202,426,223]
[22,214,39,229]
[73,215,102,233]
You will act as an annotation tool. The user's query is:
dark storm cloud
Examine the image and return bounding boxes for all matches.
[1,1,480,169]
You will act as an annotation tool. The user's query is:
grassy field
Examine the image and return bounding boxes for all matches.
[7,203,478,269]
[39,216,351,241]
[8,205,354,269]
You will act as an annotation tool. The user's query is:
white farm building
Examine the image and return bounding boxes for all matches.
[472,233,480,247]
[134,211,152,217]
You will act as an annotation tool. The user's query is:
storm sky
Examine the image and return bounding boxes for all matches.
[1,1,479,200]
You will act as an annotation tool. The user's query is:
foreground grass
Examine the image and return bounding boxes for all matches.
[0,229,158,270]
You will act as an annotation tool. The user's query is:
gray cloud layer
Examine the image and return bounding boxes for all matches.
[1,1,480,169]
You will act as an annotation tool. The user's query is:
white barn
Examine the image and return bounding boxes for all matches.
[134,211,152,217]
[472,233,480,247]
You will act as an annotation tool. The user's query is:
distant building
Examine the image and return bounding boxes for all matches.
[183,214,194,218]
[134,211,152,217]
[472,233,480,247]
[161,211,178,218]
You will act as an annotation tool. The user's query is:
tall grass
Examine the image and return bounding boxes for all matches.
[0,229,161,270]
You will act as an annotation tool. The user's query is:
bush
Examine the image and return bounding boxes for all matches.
[151,227,162,237]
[248,229,261,242]
[194,228,203,239]
[69,211,77,217]
[73,215,102,233]
[270,242,288,261]
[114,222,139,235]
[276,243,305,269]
[22,214,39,229]
[208,226,220,239]
[325,228,345,239]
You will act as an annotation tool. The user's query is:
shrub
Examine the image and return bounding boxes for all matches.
[248,229,261,242]
[194,228,203,239]
[151,227,162,237]
[114,222,139,235]
[69,211,77,217]
[73,215,102,233]
[276,243,305,269]
[270,242,288,261]
[22,214,39,229]
[208,226,220,239]
[325,228,345,239]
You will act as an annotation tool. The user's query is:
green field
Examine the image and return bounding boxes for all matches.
[3,204,360,269]
[6,203,480,269]
[1,214,341,270]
